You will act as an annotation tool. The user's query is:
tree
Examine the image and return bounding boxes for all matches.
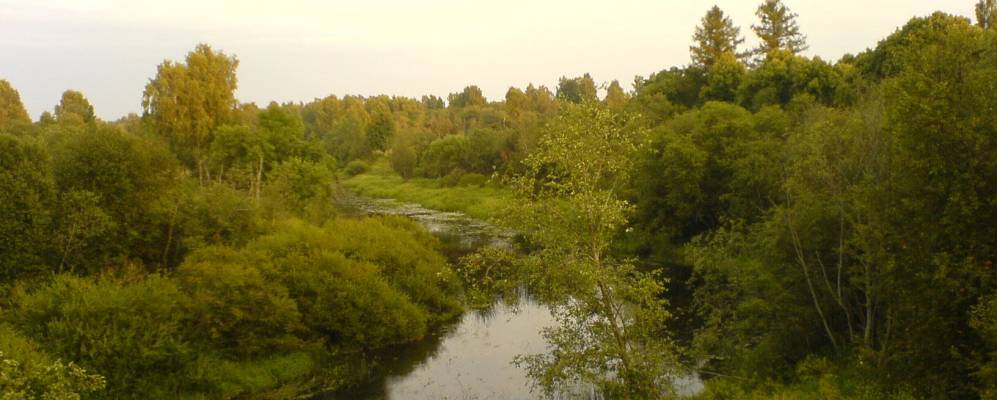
[690,6,745,67]
[420,94,445,109]
[54,90,96,126]
[604,80,629,111]
[447,85,487,108]
[210,124,270,199]
[366,100,395,151]
[555,73,597,103]
[0,79,31,130]
[508,102,678,398]
[700,52,747,102]
[505,86,530,117]
[48,124,181,268]
[0,134,55,282]
[979,0,997,29]
[53,190,113,274]
[751,0,808,60]
[0,349,106,399]
[142,44,239,183]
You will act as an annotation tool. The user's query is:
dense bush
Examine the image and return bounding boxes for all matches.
[9,272,193,397]
[177,247,305,357]
[0,134,55,282]
[343,159,369,176]
[441,167,466,187]
[418,134,469,178]
[0,325,106,399]
[263,158,335,223]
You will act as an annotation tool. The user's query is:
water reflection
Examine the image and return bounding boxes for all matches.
[328,192,703,399]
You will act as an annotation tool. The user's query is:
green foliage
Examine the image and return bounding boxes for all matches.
[447,85,487,108]
[263,158,335,223]
[231,217,461,347]
[700,52,746,103]
[507,101,678,398]
[456,247,521,308]
[10,273,192,397]
[0,324,107,399]
[0,350,106,400]
[45,123,181,268]
[365,101,395,151]
[162,180,263,266]
[388,141,418,179]
[751,0,808,60]
[979,0,997,29]
[691,6,746,67]
[973,295,997,398]
[737,51,842,109]
[343,159,369,176]
[693,356,917,400]
[0,79,31,130]
[52,190,114,274]
[343,159,513,220]
[604,80,629,111]
[418,134,469,177]
[555,73,598,103]
[0,135,55,282]
[53,90,96,127]
[177,248,305,357]
[457,172,488,187]
[630,67,707,122]
[440,167,466,187]
[142,44,239,180]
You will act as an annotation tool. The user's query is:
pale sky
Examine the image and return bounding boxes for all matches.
[0,0,977,120]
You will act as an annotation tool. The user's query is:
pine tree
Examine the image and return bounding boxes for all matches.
[690,6,746,67]
[751,0,808,60]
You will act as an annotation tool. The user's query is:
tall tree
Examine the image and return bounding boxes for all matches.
[604,80,629,111]
[509,102,678,398]
[690,6,745,67]
[979,0,997,29]
[0,79,31,130]
[751,0,808,59]
[0,135,55,282]
[556,73,598,103]
[142,44,239,183]
[447,85,486,108]
[54,90,96,126]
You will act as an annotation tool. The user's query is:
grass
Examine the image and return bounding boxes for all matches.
[340,158,515,221]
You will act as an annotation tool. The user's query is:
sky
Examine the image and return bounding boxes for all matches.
[0,0,978,121]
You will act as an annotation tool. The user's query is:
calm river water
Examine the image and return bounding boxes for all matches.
[324,194,702,399]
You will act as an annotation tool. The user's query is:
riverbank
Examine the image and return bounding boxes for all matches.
[339,158,514,221]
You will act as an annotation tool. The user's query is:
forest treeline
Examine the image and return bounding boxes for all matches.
[1,0,996,399]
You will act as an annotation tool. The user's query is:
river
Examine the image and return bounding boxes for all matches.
[324,194,703,399]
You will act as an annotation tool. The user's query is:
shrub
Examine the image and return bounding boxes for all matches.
[241,219,436,348]
[457,172,488,187]
[264,158,335,223]
[343,160,369,176]
[388,143,418,179]
[441,167,466,187]
[9,273,192,398]
[177,247,306,357]
[0,323,105,400]
[418,135,469,178]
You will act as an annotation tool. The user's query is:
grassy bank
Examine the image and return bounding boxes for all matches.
[340,159,514,221]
